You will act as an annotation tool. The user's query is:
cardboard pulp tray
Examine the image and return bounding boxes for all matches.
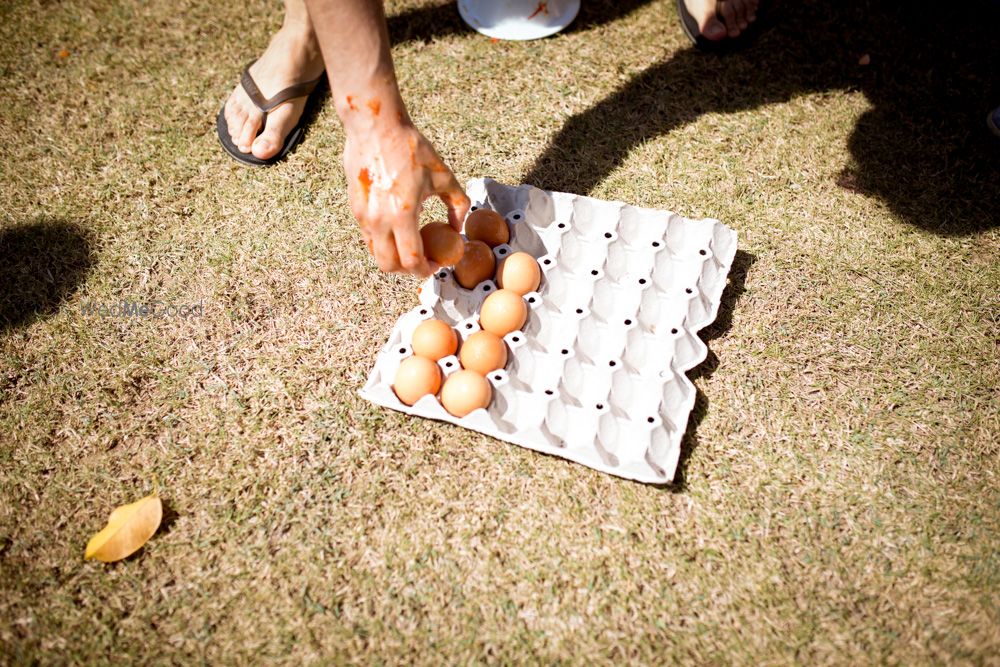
[360,178,737,483]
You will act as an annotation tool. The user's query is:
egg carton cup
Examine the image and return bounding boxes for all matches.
[360,178,737,484]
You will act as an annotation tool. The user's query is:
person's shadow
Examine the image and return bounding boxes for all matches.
[0,220,95,331]
[523,0,1000,235]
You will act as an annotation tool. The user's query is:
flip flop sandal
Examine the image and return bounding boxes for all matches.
[217,61,324,167]
[676,0,765,52]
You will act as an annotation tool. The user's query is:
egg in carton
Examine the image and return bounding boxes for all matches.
[360,178,738,484]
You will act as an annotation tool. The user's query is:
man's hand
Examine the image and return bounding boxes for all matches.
[344,120,470,277]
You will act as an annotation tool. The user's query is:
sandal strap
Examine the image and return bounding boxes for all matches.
[240,60,323,113]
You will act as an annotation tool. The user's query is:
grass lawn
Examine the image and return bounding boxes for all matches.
[2,0,998,663]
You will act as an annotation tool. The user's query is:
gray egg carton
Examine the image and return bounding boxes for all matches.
[360,178,737,483]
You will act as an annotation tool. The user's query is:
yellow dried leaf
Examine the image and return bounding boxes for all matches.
[85,495,162,562]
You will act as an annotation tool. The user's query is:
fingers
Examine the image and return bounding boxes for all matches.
[351,190,431,276]
[371,227,403,273]
[391,205,434,277]
[431,168,471,232]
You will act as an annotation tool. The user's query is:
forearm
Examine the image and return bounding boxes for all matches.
[303,0,470,277]
[304,0,408,133]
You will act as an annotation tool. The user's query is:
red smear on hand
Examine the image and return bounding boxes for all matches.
[367,98,381,115]
[527,2,548,19]
[358,168,372,200]
[408,137,418,166]
[346,95,358,111]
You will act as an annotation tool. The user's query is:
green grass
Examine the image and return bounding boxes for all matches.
[1,0,998,663]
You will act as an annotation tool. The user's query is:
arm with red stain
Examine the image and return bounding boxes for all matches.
[304,0,470,278]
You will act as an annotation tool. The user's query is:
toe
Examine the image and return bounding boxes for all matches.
[238,110,263,154]
[251,100,302,160]
[718,1,740,37]
[223,100,239,137]
[689,0,728,41]
[733,0,749,30]
[703,16,727,40]
[224,89,248,136]
[227,102,247,143]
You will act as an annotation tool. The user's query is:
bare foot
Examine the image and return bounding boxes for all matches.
[222,22,325,160]
[683,0,759,41]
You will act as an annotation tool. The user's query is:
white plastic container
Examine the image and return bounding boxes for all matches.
[457,0,580,41]
[360,178,737,483]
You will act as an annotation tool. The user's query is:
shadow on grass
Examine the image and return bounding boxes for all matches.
[670,249,755,491]
[0,219,95,331]
[525,0,1000,235]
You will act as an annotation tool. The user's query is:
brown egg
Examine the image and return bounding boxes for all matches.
[410,319,457,361]
[496,251,541,295]
[420,222,464,266]
[453,240,496,289]
[464,209,510,248]
[459,331,508,375]
[393,356,441,406]
[440,369,492,417]
[479,289,527,337]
